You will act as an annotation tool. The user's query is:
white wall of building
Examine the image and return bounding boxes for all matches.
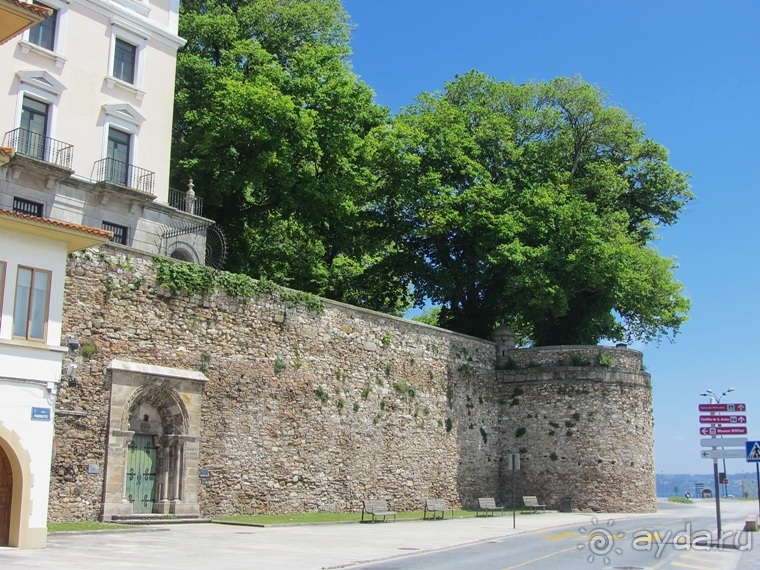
[0,0,184,203]
[0,224,71,548]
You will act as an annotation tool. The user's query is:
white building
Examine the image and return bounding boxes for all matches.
[0,208,110,548]
[0,0,214,263]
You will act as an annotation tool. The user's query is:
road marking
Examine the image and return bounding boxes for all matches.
[670,562,715,570]
[545,531,577,541]
[501,545,578,569]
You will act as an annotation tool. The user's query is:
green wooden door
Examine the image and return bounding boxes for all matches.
[126,435,157,514]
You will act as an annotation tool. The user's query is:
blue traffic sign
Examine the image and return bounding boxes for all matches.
[746,441,760,462]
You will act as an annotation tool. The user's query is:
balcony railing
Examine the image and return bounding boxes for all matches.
[169,187,204,217]
[3,127,74,169]
[94,157,155,195]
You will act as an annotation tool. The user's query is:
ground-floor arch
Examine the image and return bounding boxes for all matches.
[0,426,37,548]
[0,444,12,546]
[101,360,207,521]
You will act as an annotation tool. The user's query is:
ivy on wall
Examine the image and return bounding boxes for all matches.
[152,257,324,313]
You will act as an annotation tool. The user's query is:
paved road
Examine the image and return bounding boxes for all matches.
[354,500,756,569]
[0,499,758,569]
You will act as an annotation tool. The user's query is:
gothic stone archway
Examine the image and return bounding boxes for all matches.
[101,360,207,521]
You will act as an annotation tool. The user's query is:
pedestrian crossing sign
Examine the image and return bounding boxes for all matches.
[746,441,760,462]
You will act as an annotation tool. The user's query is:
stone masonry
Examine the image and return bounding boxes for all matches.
[48,246,655,521]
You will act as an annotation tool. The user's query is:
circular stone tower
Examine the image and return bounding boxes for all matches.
[493,331,655,512]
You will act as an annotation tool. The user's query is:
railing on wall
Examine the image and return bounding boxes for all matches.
[94,157,155,195]
[3,127,74,169]
[169,187,204,217]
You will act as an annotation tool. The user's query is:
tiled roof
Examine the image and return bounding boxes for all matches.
[3,0,51,18]
[0,208,113,239]
[0,146,14,156]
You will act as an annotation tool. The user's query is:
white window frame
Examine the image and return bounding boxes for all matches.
[12,265,52,342]
[105,22,147,101]
[19,0,70,68]
[100,103,145,164]
[14,70,66,144]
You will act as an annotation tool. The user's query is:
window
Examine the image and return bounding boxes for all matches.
[106,127,131,185]
[19,95,49,160]
[105,25,146,99]
[113,38,137,84]
[103,221,128,245]
[27,1,57,51]
[13,266,51,341]
[12,197,43,217]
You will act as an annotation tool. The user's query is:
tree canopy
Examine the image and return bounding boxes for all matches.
[172,0,411,314]
[369,72,692,345]
[171,1,692,346]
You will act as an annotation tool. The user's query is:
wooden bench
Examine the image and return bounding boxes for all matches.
[361,499,396,523]
[423,498,454,520]
[476,497,504,516]
[522,495,546,513]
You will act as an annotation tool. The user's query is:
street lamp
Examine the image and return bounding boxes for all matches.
[700,387,736,498]
[700,388,735,403]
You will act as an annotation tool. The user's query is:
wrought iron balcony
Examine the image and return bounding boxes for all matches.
[94,157,155,195]
[169,187,204,217]
[3,127,74,169]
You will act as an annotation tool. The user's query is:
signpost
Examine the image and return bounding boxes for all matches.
[698,398,748,537]
[700,438,747,447]
[699,415,747,424]
[700,449,746,459]
[699,403,747,412]
[700,426,748,436]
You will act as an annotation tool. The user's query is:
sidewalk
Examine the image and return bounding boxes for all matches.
[0,511,653,570]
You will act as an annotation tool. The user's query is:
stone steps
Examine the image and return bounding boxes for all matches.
[109,514,212,525]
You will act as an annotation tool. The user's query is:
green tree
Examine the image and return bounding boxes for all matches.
[172,0,410,313]
[370,72,692,345]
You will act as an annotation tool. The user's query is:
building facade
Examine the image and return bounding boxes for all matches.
[0,209,109,548]
[0,0,213,263]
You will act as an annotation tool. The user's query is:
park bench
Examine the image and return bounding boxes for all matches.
[423,498,454,520]
[522,495,546,513]
[476,497,504,516]
[361,499,396,523]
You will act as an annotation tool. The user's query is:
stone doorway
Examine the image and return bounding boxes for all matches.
[101,360,206,521]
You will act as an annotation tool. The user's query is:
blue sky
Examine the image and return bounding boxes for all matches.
[344,0,760,475]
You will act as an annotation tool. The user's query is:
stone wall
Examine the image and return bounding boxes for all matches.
[492,346,655,512]
[49,246,655,521]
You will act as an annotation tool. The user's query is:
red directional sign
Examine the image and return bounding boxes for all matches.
[700,426,748,435]
[699,403,747,412]
[699,415,747,424]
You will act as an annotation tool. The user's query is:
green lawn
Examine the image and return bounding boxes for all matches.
[49,509,527,531]
[215,510,491,525]
[667,496,694,504]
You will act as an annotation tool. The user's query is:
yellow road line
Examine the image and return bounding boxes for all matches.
[545,531,577,541]
[501,545,579,570]
[670,561,715,570]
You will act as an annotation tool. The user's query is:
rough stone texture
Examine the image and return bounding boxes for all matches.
[48,247,655,521]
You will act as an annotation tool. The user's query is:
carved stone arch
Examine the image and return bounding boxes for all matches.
[121,380,190,436]
[101,360,207,521]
